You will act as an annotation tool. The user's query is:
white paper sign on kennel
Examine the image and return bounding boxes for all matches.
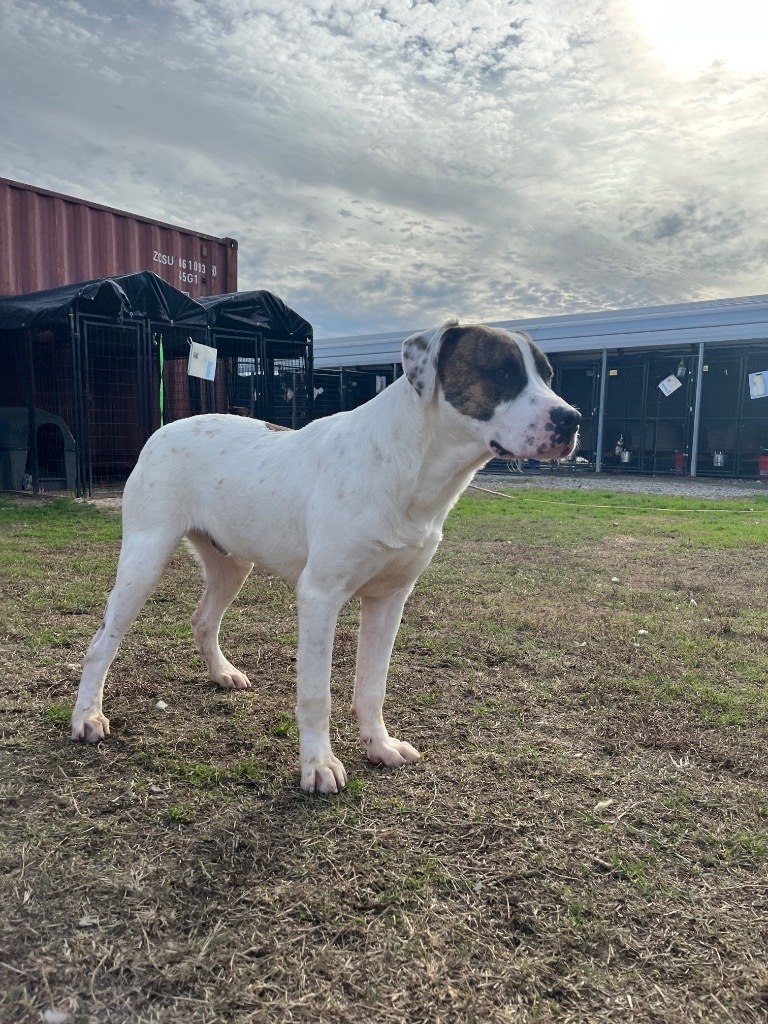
[658,374,683,397]
[188,342,218,381]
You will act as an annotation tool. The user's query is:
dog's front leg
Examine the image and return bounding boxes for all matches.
[352,589,421,770]
[295,574,348,794]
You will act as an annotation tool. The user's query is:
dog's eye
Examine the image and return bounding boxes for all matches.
[495,368,510,381]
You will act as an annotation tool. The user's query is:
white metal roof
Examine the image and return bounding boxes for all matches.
[313,293,768,368]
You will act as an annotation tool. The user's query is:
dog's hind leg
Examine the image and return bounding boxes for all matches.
[71,529,180,743]
[352,589,421,769]
[187,531,254,690]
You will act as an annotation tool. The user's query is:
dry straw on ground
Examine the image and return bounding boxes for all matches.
[1,484,767,1023]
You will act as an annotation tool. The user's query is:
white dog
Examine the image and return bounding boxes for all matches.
[71,320,580,792]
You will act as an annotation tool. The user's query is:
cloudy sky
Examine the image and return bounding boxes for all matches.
[1,0,766,337]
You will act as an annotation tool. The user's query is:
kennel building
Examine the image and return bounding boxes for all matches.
[0,272,313,496]
[313,295,768,478]
[312,367,394,419]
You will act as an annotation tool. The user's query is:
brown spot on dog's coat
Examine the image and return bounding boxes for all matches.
[532,345,553,385]
[437,325,533,421]
[264,421,293,432]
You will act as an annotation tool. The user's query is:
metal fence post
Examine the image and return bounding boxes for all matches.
[594,348,608,473]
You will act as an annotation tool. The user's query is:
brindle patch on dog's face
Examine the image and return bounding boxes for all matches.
[436,325,551,421]
[531,344,553,387]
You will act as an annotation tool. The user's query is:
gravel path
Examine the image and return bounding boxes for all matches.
[473,469,768,500]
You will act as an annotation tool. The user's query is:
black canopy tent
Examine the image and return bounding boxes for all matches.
[198,289,312,339]
[197,290,314,427]
[0,273,313,495]
[0,272,208,331]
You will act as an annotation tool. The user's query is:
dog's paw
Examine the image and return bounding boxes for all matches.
[212,662,252,690]
[71,710,110,743]
[300,755,348,794]
[364,736,421,768]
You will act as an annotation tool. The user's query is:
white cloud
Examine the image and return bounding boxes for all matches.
[0,0,767,336]
[630,0,768,74]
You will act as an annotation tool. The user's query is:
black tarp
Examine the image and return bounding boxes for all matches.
[198,290,313,340]
[0,272,206,330]
[0,274,312,340]
[0,277,130,330]
[0,272,207,327]
[114,272,208,326]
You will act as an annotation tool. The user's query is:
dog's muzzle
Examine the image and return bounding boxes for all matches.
[490,440,515,457]
[490,405,581,460]
[545,406,581,454]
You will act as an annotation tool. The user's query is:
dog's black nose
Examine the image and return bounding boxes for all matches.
[549,406,581,432]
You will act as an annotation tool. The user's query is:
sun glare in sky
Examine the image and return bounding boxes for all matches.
[631,0,768,73]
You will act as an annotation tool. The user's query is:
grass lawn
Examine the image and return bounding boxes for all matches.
[1,488,767,1023]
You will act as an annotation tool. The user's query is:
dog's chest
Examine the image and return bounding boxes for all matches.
[355,528,442,598]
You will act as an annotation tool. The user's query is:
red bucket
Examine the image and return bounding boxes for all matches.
[758,454,768,480]
[674,451,687,476]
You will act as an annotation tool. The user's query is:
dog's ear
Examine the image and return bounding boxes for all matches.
[402,319,458,401]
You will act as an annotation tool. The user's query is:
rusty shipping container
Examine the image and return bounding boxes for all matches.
[0,177,237,299]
